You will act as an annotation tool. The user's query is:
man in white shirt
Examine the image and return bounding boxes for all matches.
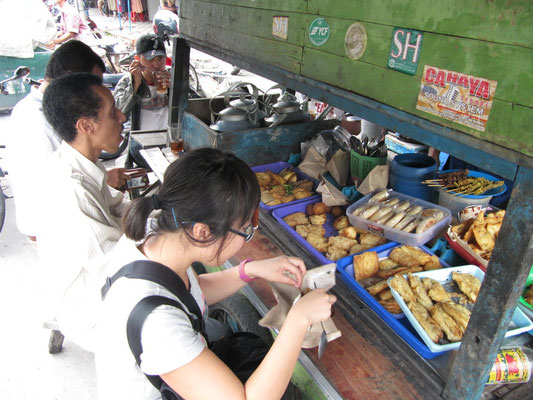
[38,73,127,351]
[7,40,127,241]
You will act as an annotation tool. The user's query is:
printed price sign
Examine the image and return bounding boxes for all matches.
[416,66,498,132]
[272,16,288,40]
[388,27,423,75]
[309,17,330,46]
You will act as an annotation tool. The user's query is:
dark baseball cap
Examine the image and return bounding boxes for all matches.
[135,34,166,60]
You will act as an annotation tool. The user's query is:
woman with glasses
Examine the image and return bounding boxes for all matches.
[96,148,336,400]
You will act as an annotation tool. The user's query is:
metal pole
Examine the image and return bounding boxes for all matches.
[116,0,122,30]
[128,0,131,32]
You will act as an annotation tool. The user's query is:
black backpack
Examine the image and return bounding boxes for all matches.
[101,260,275,400]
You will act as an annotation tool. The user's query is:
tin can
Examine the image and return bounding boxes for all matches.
[487,347,531,384]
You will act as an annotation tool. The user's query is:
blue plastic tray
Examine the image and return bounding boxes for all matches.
[272,198,395,265]
[336,244,451,359]
[436,169,507,198]
[252,162,321,212]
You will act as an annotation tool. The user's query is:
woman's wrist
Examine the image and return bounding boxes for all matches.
[238,259,257,282]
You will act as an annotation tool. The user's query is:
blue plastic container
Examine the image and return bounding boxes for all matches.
[389,153,438,202]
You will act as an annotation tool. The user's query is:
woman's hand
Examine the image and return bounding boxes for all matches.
[245,256,306,288]
[290,289,336,327]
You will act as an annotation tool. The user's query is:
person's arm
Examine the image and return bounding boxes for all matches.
[197,256,305,305]
[160,289,335,400]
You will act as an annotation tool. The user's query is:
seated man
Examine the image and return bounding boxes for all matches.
[7,40,127,242]
[39,73,127,351]
[114,33,171,168]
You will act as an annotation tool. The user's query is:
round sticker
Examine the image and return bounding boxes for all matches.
[344,22,367,60]
[309,17,330,46]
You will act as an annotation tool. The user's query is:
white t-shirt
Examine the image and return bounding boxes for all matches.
[7,87,61,236]
[139,86,169,131]
[96,236,208,400]
[37,141,124,351]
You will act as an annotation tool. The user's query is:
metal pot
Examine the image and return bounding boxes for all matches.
[209,106,259,132]
[264,87,308,126]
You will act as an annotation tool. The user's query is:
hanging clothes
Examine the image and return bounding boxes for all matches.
[131,0,143,13]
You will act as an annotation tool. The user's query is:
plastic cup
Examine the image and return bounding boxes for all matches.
[153,70,168,95]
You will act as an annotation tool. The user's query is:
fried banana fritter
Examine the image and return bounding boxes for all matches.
[452,272,481,302]
[408,301,444,343]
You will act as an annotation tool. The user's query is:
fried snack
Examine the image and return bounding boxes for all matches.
[430,303,463,342]
[523,285,533,305]
[395,215,416,230]
[309,213,327,225]
[377,211,396,225]
[452,272,481,302]
[422,277,433,292]
[339,226,357,240]
[307,233,329,252]
[353,251,379,281]
[424,255,442,271]
[261,192,281,206]
[376,266,409,279]
[279,168,296,182]
[293,180,314,192]
[379,298,402,314]
[416,216,438,233]
[369,206,393,222]
[326,247,348,261]
[293,187,312,199]
[266,170,285,186]
[385,212,405,227]
[370,189,389,202]
[408,273,433,310]
[402,219,420,233]
[330,206,344,217]
[472,225,495,251]
[425,278,452,302]
[333,215,350,230]
[389,245,431,268]
[366,279,389,296]
[379,258,400,271]
[378,289,393,301]
[328,235,357,251]
[405,205,423,215]
[395,200,411,212]
[451,219,474,237]
[408,301,444,343]
[485,222,502,239]
[283,212,309,227]
[383,197,400,206]
[389,274,416,303]
[295,224,325,239]
[312,202,328,215]
[360,205,380,220]
[359,232,387,247]
[349,243,373,255]
[440,301,471,333]
[255,172,271,186]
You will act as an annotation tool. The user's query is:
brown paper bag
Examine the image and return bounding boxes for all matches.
[259,264,342,349]
[357,164,389,195]
[316,174,350,206]
[297,146,327,180]
[326,150,349,187]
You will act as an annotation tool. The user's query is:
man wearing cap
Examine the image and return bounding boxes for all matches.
[114,34,171,168]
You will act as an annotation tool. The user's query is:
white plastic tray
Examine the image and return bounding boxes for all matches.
[387,265,533,353]
[346,189,451,246]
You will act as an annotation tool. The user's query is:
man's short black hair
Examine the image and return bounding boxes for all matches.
[45,40,106,80]
[43,73,103,143]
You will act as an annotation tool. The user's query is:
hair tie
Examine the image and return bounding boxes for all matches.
[151,194,161,210]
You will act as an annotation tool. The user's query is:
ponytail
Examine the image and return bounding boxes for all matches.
[122,195,158,241]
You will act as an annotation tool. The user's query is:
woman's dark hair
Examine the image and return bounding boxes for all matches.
[123,148,261,255]
[45,40,106,80]
[42,73,103,143]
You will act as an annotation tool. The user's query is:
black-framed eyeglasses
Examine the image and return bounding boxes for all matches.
[230,223,257,242]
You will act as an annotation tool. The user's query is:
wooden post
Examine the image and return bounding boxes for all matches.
[168,37,190,140]
[443,166,533,399]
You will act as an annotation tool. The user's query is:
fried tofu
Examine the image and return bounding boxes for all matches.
[328,235,357,251]
[295,224,325,239]
[359,232,387,247]
[326,247,348,261]
[333,215,350,230]
[339,226,358,240]
[309,213,327,225]
[283,212,309,227]
[307,233,329,253]
[353,251,379,281]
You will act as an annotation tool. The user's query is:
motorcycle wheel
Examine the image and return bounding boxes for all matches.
[208,292,273,346]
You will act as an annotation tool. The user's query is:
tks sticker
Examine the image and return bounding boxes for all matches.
[309,18,330,46]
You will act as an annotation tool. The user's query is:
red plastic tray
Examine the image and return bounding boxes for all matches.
[445,232,487,272]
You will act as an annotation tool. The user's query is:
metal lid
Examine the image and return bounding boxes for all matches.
[229,97,256,112]
[219,106,250,121]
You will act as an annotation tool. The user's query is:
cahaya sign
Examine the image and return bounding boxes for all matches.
[416,66,498,132]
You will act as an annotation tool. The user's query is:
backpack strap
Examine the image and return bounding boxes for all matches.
[101,260,205,332]
[126,295,190,394]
